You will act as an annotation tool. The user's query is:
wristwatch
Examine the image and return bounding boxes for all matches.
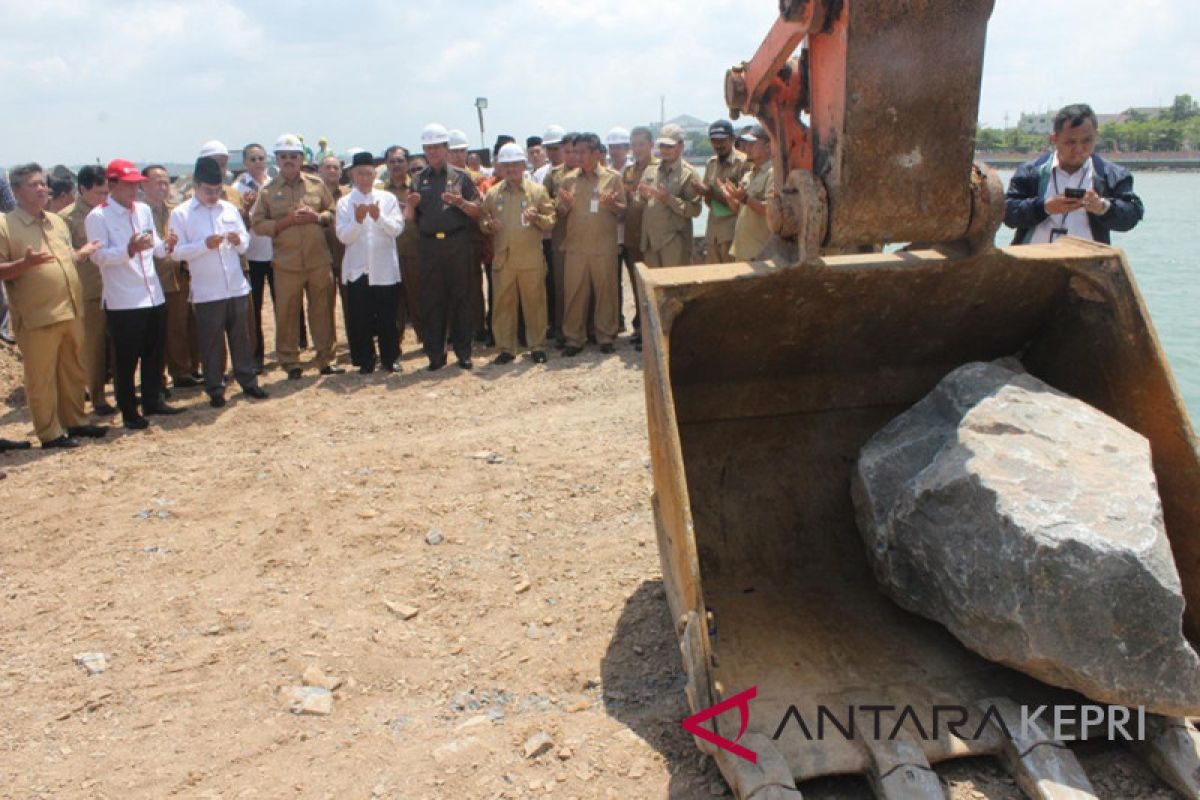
[1097,198,1112,215]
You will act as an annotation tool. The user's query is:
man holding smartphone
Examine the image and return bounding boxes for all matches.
[85,159,185,429]
[1004,103,1144,245]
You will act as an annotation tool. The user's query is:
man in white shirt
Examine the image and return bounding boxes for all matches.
[336,151,405,374]
[84,159,184,429]
[170,157,269,407]
[235,142,275,372]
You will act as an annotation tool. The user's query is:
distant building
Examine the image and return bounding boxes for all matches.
[649,114,710,137]
[1017,112,1054,135]
[1020,106,1169,134]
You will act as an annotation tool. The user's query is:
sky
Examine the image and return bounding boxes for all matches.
[1,0,1196,166]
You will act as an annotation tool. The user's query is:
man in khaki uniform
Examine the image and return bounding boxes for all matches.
[59,165,114,415]
[319,154,350,343]
[621,126,658,349]
[729,125,775,262]
[638,123,702,267]
[558,133,626,356]
[0,164,106,447]
[144,165,201,390]
[479,143,555,365]
[543,132,580,344]
[377,145,421,342]
[250,134,344,379]
[694,120,748,264]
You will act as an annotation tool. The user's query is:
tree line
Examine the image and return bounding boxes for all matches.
[977,94,1200,153]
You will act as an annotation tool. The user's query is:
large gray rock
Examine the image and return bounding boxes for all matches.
[852,360,1200,716]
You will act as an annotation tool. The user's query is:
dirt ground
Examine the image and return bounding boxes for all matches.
[0,294,1179,799]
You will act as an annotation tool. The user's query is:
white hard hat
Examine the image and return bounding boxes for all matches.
[447,129,470,150]
[273,133,304,154]
[605,127,631,147]
[420,123,451,146]
[199,139,229,158]
[543,125,566,146]
[496,143,527,164]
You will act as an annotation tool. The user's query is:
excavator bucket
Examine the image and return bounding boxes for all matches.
[638,240,1200,798]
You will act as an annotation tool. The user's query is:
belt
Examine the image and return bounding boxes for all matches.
[421,228,465,240]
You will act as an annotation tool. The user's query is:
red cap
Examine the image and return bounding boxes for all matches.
[105,159,147,183]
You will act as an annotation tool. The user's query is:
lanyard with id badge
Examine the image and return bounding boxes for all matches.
[1049,162,1091,243]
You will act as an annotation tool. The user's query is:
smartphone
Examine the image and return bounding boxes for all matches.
[1064,187,1086,199]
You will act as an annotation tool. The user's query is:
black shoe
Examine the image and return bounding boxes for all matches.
[0,438,31,452]
[319,365,346,375]
[630,333,642,347]
[123,416,150,430]
[93,404,118,417]
[209,394,226,408]
[173,375,202,388]
[287,368,303,380]
[67,425,107,439]
[563,346,582,357]
[384,362,401,374]
[600,343,615,354]
[457,359,473,370]
[42,435,81,449]
[530,351,547,364]
[161,386,173,400]
[554,340,567,351]
[493,352,515,365]
[243,386,268,399]
[144,402,184,416]
[427,360,446,372]
[358,365,375,375]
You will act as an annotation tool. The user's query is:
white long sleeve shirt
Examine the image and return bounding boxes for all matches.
[335,188,404,285]
[85,199,167,310]
[168,198,251,303]
[235,173,273,262]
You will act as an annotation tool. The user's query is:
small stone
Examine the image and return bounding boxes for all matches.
[385,601,419,621]
[523,731,555,759]
[566,700,590,713]
[425,528,444,546]
[73,652,107,676]
[358,509,378,519]
[556,747,572,761]
[457,714,490,730]
[285,685,333,716]
[514,580,531,594]
[301,665,341,691]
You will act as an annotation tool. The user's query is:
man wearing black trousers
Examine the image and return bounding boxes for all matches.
[336,151,405,373]
[404,124,481,371]
[84,159,184,430]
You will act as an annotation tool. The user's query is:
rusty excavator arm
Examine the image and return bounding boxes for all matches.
[724,0,1005,260]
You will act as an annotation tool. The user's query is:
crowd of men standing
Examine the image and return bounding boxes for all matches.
[0,119,775,456]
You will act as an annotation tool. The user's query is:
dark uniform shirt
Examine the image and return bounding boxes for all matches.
[412,164,479,237]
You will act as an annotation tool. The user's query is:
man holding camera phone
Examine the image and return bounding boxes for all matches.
[1004,103,1144,245]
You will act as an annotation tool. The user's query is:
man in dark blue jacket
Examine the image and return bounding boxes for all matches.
[1004,103,1144,246]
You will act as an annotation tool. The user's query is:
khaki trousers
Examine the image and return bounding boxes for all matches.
[17,318,88,442]
[552,245,566,337]
[493,266,547,355]
[563,252,618,348]
[643,235,692,268]
[81,296,108,409]
[705,236,734,264]
[164,284,200,380]
[274,267,335,371]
